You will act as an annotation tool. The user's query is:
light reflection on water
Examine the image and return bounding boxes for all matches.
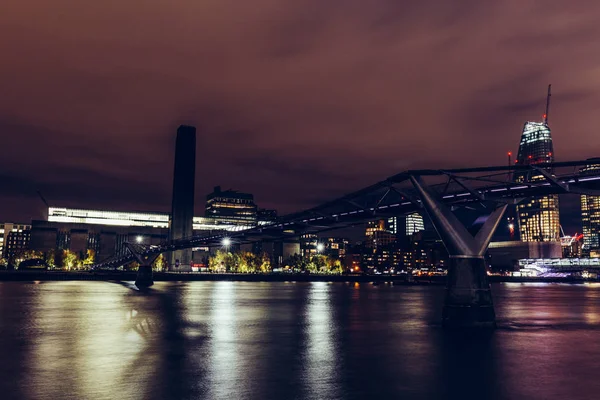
[1,281,600,399]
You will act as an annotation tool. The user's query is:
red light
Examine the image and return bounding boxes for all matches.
[507,152,512,156]
[528,155,533,159]
[549,152,552,156]
[543,114,547,119]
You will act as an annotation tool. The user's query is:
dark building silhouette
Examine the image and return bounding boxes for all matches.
[169,125,196,268]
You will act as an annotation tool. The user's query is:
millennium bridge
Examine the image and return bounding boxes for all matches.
[93,159,600,328]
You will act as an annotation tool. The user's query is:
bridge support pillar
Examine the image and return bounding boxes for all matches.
[443,256,495,328]
[124,243,160,290]
[136,265,154,289]
[410,176,507,329]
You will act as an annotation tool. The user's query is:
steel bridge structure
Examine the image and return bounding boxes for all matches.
[92,159,600,327]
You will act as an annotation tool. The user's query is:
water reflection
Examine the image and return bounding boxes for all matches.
[3,282,600,399]
[304,282,340,399]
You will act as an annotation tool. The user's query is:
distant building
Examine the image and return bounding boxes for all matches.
[30,220,168,261]
[513,86,560,243]
[0,222,31,260]
[366,219,395,249]
[257,208,277,225]
[581,160,600,257]
[387,213,425,237]
[325,237,349,258]
[300,234,318,259]
[405,213,425,236]
[47,207,241,231]
[487,240,562,271]
[205,186,257,225]
[169,125,196,268]
[561,234,584,258]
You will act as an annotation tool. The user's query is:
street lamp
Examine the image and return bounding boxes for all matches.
[222,237,231,247]
[316,243,325,253]
[136,236,143,244]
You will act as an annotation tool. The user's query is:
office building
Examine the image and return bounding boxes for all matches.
[387,213,425,237]
[300,233,319,258]
[205,186,257,225]
[0,222,31,260]
[405,213,425,236]
[581,160,600,256]
[514,85,560,242]
[366,219,395,249]
[169,125,196,268]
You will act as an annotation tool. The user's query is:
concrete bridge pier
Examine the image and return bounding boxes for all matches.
[135,265,155,289]
[125,243,160,289]
[410,176,507,329]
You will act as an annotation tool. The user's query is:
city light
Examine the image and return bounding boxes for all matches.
[316,243,325,252]
[222,237,231,247]
[136,236,143,243]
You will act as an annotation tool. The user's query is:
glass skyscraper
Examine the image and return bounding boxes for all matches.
[580,161,600,257]
[514,87,560,242]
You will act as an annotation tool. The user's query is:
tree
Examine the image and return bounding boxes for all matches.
[83,249,96,266]
[0,258,7,269]
[209,250,231,273]
[62,250,78,270]
[153,254,166,271]
[44,249,56,268]
[258,252,271,273]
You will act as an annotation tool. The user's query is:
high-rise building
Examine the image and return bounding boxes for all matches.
[169,125,196,268]
[514,85,560,242]
[387,213,425,237]
[205,186,257,225]
[580,160,600,257]
[405,213,425,236]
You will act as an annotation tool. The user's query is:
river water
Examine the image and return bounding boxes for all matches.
[1,281,600,400]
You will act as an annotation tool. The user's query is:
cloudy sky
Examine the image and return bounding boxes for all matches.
[1,0,599,229]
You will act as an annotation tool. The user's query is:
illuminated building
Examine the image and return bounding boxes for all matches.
[47,207,248,231]
[0,222,31,260]
[405,213,425,236]
[300,234,318,258]
[514,85,560,242]
[205,186,257,225]
[169,125,196,268]
[365,219,395,249]
[387,213,425,237]
[326,237,349,258]
[581,160,600,256]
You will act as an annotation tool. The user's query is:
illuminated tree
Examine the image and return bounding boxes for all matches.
[83,249,96,266]
[209,250,232,272]
[0,258,7,269]
[258,252,271,273]
[62,250,78,270]
[45,249,56,268]
[153,254,166,271]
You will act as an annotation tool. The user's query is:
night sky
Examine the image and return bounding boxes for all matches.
[2,1,599,233]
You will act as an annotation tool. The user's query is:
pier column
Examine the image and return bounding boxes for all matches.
[410,176,507,328]
[125,243,160,289]
[136,265,155,289]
